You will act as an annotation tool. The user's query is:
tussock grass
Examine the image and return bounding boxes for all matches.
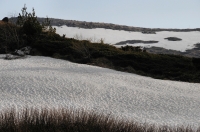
[0,108,199,132]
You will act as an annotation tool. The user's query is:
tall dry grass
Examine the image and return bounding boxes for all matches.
[0,108,199,132]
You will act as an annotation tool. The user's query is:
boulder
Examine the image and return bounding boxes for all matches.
[14,46,32,56]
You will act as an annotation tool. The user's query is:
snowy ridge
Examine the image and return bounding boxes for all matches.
[1,55,200,127]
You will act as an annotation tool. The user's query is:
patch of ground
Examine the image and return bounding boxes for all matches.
[184,43,200,58]
[145,43,200,58]
[115,40,158,45]
[165,37,182,41]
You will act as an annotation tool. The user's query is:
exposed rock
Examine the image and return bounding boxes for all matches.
[142,31,156,34]
[14,46,32,56]
[164,37,182,41]
[2,17,8,23]
[115,40,158,45]
[4,46,32,60]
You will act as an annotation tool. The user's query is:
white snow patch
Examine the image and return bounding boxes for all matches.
[1,56,200,127]
[54,25,200,52]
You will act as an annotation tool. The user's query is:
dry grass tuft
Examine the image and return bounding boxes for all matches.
[0,20,6,25]
[0,108,199,132]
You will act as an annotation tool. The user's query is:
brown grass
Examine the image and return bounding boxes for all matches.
[0,20,15,26]
[0,108,199,132]
[0,20,7,25]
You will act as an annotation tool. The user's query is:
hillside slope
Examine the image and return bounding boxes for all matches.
[1,55,200,127]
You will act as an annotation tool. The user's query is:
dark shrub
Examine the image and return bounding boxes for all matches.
[192,57,200,70]
[22,18,42,35]
[2,17,8,23]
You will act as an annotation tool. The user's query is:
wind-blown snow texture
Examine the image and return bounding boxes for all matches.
[1,55,200,127]
[54,25,200,52]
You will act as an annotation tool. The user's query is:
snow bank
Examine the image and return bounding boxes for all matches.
[0,56,200,127]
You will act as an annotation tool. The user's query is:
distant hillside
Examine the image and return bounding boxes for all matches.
[7,17,200,58]
[1,17,200,83]
[9,17,200,32]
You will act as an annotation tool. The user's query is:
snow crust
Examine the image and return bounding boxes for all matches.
[54,25,200,52]
[1,55,200,127]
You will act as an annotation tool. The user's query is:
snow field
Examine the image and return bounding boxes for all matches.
[54,25,200,52]
[1,56,200,127]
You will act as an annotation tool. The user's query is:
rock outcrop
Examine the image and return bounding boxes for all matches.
[164,37,182,41]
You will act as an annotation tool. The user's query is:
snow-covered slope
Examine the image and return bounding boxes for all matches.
[54,25,200,52]
[1,55,200,127]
